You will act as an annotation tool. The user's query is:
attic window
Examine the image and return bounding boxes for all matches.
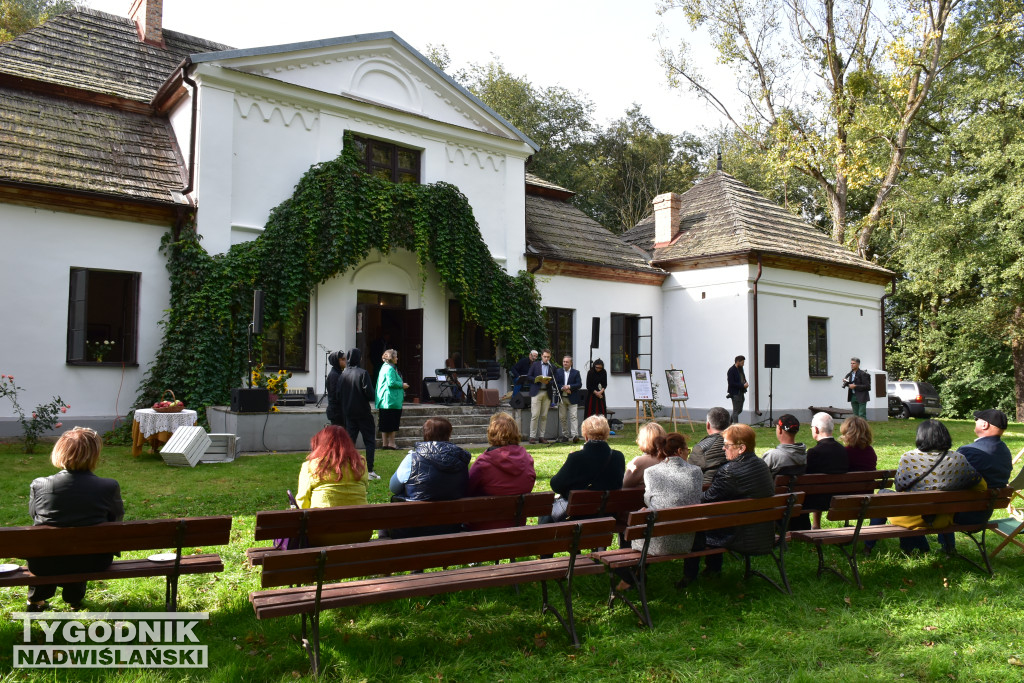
[350,135,421,184]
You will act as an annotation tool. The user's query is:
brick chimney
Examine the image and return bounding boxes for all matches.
[130,0,164,47]
[653,192,683,245]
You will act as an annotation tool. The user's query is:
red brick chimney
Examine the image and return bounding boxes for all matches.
[653,192,683,245]
[130,0,165,47]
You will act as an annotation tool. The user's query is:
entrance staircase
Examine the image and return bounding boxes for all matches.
[390,402,506,450]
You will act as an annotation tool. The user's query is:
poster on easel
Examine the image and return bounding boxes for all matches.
[630,370,654,401]
[665,369,688,401]
[665,367,695,433]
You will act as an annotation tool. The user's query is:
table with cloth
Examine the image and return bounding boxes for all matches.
[131,408,198,456]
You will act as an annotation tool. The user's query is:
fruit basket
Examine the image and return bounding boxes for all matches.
[152,389,185,413]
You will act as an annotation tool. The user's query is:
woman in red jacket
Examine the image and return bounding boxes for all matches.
[467,413,536,529]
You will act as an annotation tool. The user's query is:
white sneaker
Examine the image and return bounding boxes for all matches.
[368,471,381,481]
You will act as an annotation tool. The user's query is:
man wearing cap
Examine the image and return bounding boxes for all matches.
[761,414,807,476]
[842,357,871,418]
[935,409,1015,546]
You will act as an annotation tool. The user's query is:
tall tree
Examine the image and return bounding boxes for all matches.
[883,0,1024,418]
[576,104,705,232]
[656,0,1005,256]
[0,0,77,42]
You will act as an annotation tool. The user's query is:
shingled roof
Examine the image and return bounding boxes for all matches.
[621,171,891,277]
[0,8,230,103]
[525,176,663,277]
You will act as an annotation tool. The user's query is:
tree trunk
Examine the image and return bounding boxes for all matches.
[1013,306,1024,423]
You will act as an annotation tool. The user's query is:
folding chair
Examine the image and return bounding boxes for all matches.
[989,445,1024,560]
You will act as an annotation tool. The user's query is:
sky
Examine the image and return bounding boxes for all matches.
[85,0,736,135]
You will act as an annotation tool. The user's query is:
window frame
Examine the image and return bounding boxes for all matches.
[610,313,647,375]
[66,267,140,366]
[351,135,422,184]
[807,316,829,377]
[545,307,574,367]
[261,302,310,373]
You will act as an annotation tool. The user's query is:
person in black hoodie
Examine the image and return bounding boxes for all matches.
[339,348,379,480]
[325,350,346,426]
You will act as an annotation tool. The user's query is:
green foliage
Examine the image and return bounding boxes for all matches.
[0,374,69,453]
[138,140,547,414]
[0,0,76,42]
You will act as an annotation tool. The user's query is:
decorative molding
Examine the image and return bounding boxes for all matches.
[234,93,318,131]
[444,142,507,172]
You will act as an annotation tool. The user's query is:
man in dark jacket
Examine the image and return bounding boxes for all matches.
[339,347,379,479]
[842,357,871,418]
[726,355,748,424]
[689,407,730,486]
[325,350,346,426]
[680,423,774,587]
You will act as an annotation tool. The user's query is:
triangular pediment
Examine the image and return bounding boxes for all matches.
[191,32,535,148]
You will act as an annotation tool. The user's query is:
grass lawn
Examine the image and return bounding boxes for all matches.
[0,418,1022,682]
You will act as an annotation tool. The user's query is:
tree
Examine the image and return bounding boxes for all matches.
[655,0,1007,256]
[0,0,77,42]
[883,0,1024,419]
[575,104,705,232]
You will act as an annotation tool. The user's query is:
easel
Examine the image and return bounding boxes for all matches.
[635,399,657,425]
[666,367,695,434]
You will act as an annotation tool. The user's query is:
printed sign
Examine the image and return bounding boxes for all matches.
[665,369,688,401]
[630,370,654,401]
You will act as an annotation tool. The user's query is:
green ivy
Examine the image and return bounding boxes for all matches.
[136,138,547,414]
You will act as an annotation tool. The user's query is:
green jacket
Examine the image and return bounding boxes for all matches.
[375,362,404,409]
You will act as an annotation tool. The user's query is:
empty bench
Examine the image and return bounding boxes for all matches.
[0,516,233,611]
[790,487,1014,588]
[592,493,803,628]
[250,518,616,674]
[246,492,556,565]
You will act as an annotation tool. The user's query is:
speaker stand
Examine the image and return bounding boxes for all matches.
[753,368,775,427]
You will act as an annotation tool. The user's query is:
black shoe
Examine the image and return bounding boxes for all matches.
[572,436,580,443]
[26,601,47,613]
[538,438,548,444]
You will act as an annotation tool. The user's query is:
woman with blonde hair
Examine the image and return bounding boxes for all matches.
[543,415,626,523]
[623,421,667,489]
[467,413,537,529]
[27,427,124,611]
[840,416,877,471]
[376,349,408,450]
[296,425,370,545]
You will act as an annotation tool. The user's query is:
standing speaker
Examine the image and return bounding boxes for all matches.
[231,387,270,413]
[590,317,600,348]
[252,290,265,334]
[764,344,780,369]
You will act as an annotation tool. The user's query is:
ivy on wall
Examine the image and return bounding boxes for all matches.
[137,138,548,413]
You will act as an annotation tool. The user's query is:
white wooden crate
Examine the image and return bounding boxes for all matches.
[200,433,240,463]
[159,426,211,468]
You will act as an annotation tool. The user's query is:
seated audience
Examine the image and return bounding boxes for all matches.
[27,427,124,611]
[296,425,370,545]
[689,406,730,486]
[679,423,774,588]
[387,417,471,538]
[467,413,537,530]
[761,414,807,476]
[542,415,626,523]
[804,412,850,529]
[950,409,1013,527]
[840,416,877,471]
[871,419,982,553]
[623,421,668,489]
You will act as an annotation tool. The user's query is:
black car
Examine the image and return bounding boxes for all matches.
[887,381,941,419]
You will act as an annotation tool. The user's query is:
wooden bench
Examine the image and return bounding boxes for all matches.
[250,518,617,674]
[808,405,852,420]
[774,470,895,529]
[246,492,556,565]
[789,487,1014,589]
[564,488,645,535]
[0,516,232,611]
[592,493,803,628]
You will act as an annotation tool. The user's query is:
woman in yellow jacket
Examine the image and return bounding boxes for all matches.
[296,425,371,545]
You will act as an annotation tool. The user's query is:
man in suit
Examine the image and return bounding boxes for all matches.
[726,355,748,424]
[554,354,583,443]
[842,357,871,418]
[527,349,555,443]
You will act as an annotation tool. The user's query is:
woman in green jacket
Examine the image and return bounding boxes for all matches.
[376,348,408,450]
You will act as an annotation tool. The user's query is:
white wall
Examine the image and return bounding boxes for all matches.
[534,274,664,414]
[0,205,169,432]
[661,263,887,423]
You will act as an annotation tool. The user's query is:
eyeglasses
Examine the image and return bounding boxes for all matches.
[723,442,743,450]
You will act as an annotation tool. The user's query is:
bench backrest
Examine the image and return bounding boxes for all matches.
[826,487,1014,523]
[253,492,556,542]
[0,516,233,559]
[260,517,617,588]
[774,470,895,496]
[564,488,645,519]
[621,493,803,543]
